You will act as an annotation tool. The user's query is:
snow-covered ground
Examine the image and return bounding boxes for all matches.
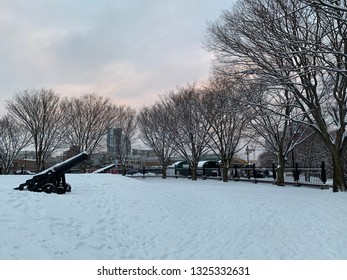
[0,174,346,260]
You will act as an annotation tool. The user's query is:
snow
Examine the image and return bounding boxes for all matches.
[0,174,347,260]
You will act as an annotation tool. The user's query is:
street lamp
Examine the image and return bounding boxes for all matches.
[245,145,255,164]
[24,151,28,170]
[245,146,251,179]
[246,146,250,164]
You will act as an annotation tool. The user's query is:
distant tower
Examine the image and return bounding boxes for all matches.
[107,128,131,157]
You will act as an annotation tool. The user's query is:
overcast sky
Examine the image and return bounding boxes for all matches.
[0,0,235,113]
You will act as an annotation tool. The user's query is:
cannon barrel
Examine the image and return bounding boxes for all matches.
[14,152,89,194]
[37,151,89,176]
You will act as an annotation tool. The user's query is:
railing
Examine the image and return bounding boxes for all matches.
[125,162,330,189]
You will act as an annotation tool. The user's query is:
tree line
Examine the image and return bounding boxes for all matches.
[138,0,347,192]
[1,0,346,192]
[203,0,347,192]
[1,89,137,173]
[0,81,330,185]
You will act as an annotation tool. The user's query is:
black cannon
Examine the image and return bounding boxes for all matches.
[14,152,88,194]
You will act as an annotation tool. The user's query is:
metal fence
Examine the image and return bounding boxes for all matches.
[126,162,330,189]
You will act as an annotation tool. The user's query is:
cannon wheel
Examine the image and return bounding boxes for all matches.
[43,183,55,194]
[65,183,71,192]
[32,182,44,192]
[55,183,66,194]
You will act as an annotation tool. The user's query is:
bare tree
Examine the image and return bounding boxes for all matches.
[294,128,331,167]
[0,115,31,173]
[61,93,119,171]
[240,81,313,185]
[201,77,248,182]
[206,0,347,191]
[163,84,211,180]
[258,150,277,167]
[137,103,175,178]
[307,0,347,15]
[6,88,65,172]
[111,105,137,175]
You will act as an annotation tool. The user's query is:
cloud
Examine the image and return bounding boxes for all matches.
[0,0,233,112]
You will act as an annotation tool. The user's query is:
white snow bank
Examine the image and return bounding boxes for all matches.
[0,174,346,260]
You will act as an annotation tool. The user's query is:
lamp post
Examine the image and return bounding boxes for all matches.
[24,151,27,170]
[246,146,250,164]
[245,145,256,164]
[245,146,250,179]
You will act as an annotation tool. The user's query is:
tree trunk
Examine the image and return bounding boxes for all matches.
[80,162,87,173]
[191,164,198,180]
[276,153,285,186]
[222,166,228,182]
[331,150,346,192]
[162,165,167,179]
[121,165,126,176]
[35,152,41,173]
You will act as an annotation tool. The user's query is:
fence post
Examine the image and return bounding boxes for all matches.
[321,161,327,186]
[202,165,206,180]
[252,164,258,183]
[293,162,300,186]
[233,164,239,181]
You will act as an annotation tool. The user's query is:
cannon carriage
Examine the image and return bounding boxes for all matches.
[14,152,88,194]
